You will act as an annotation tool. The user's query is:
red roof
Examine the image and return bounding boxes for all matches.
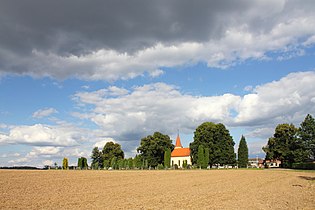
[171,148,190,157]
[175,134,182,148]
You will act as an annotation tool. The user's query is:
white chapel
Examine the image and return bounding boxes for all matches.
[171,134,191,168]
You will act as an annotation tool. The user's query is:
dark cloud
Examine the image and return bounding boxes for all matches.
[0,0,314,80]
[0,0,259,55]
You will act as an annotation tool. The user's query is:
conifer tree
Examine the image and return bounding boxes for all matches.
[77,157,82,169]
[197,145,205,169]
[237,135,248,168]
[182,160,188,169]
[299,114,315,160]
[204,148,210,168]
[164,148,171,168]
[62,157,68,170]
[78,157,88,169]
[91,147,101,169]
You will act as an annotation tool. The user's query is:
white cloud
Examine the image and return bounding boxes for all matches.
[235,71,315,125]
[74,83,241,139]
[93,138,116,149]
[42,160,54,166]
[72,71,315,148]
[81,85,90,90]
[247,140,266,157]
[244,85,253,92]
[245,127,275,139]
[1,152,20,158]
[0,123,7,129]
[8,157,28,164]
[27,146,61,157]
[0,124,83,146]
[32,108,58,118]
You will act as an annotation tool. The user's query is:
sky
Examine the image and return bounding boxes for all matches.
[1,0,315,167]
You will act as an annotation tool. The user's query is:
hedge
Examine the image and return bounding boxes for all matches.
[292,162,315,170]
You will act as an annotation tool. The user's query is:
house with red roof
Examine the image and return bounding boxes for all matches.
[171,134,191,168]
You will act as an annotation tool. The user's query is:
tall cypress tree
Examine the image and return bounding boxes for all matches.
[204,148,210,169]
[62,157,68,170]
[164,148,171,168]
[77,157,82,169]
[299,114,315,160]
[197,145,205,169]
[91,147,101,169]
[237,135,248,168]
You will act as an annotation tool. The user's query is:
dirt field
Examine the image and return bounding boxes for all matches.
[0,169,314,209]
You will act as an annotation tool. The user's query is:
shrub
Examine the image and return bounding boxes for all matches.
[182,160,188,169]
[292,162,315,170]
[157,164,164,170]
[174,164,178,170]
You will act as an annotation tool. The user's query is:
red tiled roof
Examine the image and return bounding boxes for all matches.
[171,148,190,157]
[175,134,182,148]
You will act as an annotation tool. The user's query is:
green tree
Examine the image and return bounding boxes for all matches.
[127,158,134,169]
[299,114,315,160]
[197,145,205,169]
[263,123,305,167]
[133,155,143,169]
[78,157,88,169]
[117,159,125,170]
[77,157,82,169]
[62,157,68,170]
[91,147,101,169]
[82,157,88,169]
[204,147,210,168]
[237,135,249,168]
[164,148,171,168]
[103,159,110,169]
[110,157,117,169]
[137,132,174,168]
[144,159,148,169]
[182,160,188,169]
[102,142,124,164]
[190,122,236,166]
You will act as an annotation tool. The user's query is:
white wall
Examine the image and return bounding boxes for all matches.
[171,156,191,168]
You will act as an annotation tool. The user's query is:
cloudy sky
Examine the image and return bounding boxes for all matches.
[1,0,315,167]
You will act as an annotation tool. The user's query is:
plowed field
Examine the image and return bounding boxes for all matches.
[0,169,314,209]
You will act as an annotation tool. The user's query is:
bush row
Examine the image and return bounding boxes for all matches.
[291,162,315,170]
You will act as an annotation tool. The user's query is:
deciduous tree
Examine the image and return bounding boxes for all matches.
[137,132,174,167]
[102,142,124,164]
[190,122,236,166]
[263,124,305,167]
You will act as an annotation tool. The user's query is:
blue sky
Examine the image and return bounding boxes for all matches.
[1,0,315,167]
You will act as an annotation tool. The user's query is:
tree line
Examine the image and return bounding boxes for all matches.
[59,114,315,170]
[263,114,315,168]
[86,122,250,170]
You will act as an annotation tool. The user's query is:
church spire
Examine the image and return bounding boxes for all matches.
[175,133,183,148]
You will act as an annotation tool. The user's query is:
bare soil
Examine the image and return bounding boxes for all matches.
[0,169,314,209]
